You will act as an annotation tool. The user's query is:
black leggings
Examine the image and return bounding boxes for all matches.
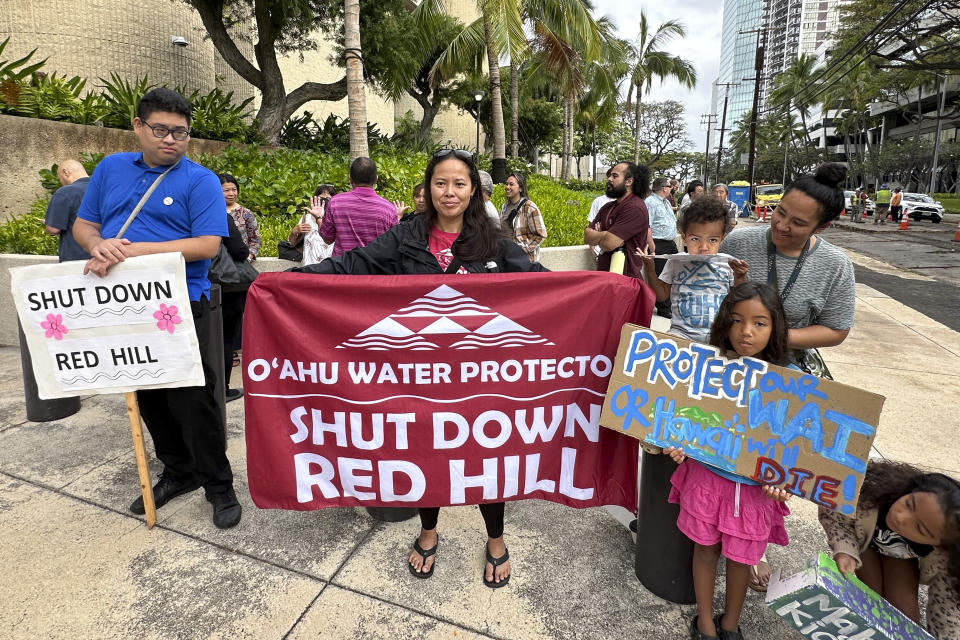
[418,503,505,538]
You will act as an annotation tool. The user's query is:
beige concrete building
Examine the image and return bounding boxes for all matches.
[1,0,478,147]
[0,1,253,103]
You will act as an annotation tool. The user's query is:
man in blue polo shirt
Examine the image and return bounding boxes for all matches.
[73,88,241,529]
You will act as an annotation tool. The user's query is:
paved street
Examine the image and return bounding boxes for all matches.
[3,236,959,639]
[777,215,960,331]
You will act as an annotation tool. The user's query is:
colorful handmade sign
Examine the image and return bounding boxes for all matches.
[10,253,203,399]
[767,552,934,640]
[599,326,885,513]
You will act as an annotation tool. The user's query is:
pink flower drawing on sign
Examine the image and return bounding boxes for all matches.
[153,303,182,334]
[40,314,68,340]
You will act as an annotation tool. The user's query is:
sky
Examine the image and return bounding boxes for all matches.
[589,0,725,152]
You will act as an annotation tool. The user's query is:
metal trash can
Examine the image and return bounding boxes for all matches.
[207,285,227,446]
[635,449,696,604]
[18,321,81,422]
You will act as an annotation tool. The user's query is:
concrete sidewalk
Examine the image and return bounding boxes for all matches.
[3,255,959,639]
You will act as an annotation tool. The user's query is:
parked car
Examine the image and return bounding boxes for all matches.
[902,192,944,223]
[843,191,875,215]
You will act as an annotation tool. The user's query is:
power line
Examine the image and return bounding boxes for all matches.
[761,0,934,120]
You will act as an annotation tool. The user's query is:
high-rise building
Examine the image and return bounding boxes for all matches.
[713,0,766,152]
[761,0,840,108]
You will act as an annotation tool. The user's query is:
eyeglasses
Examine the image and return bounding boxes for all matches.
[141,120,191,141]
[434,149,474,161]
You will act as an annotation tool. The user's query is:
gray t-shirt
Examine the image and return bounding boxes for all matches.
[720,226,855,330]
[659,255,734,343]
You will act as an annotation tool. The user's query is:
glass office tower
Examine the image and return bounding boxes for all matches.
[714,0,766,144]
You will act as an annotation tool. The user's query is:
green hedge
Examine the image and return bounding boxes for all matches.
[3,146,602,256]
[933,193,960,215]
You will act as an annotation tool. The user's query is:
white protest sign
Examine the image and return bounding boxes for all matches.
[11,253,204,399]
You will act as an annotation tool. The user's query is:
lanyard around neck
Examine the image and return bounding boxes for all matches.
[766,228,810,301]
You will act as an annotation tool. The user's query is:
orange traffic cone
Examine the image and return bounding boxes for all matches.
[953,220,960,242]
[899,208,910,230]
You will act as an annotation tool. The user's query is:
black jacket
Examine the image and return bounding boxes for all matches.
[292,215,548,275]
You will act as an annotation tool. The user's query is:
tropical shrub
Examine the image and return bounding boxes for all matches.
[11,72,86,121]
[0,195,57,255]
[9,146,602,256]
[99,73,153,129]
[0,37,46,112]
[185,87,258,143]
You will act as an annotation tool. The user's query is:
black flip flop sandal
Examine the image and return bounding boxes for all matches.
[483,545,510,588]
[408,536,438,579]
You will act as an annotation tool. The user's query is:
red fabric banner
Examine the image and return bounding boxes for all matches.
[243,271,653,512]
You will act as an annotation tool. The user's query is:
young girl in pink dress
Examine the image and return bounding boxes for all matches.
[666,282,794,640]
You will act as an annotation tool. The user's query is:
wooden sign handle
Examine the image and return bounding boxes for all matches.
[124,392,156,529]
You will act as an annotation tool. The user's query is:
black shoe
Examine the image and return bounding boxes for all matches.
[130,474,200,515]
[690,615,719,640]
[715,615,744,640]
[207,487,242,529]
[629,518,638,533]
[225,388,243,403]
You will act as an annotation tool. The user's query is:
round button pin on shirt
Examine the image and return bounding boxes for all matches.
[163,197,173,205]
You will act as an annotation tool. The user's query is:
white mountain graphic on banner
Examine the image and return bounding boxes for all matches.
[337,284,554,350]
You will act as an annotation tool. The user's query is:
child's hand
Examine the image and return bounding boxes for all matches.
[635,246,655,266]
[762,485,792,502]
[833,552,857,578]
[729,258,749,279]
[664,446,685,464]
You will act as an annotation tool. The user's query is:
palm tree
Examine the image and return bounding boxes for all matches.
[820,60,876,185]
[344,0,368,159]
[527,14,619,178]
[415,0,527,182]
[625,13,696,164]
[768,53,822,149]
[517,0,601,161]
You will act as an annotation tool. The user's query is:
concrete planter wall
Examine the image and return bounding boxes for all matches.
[0,245,597,347]
[0,114,241,222]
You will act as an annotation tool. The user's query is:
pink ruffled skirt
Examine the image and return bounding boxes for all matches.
[668,459,790,566]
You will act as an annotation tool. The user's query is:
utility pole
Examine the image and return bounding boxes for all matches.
[715,82,739,184]
[700,113,717,185]
[930,74,948,193]
[741,26,770,206]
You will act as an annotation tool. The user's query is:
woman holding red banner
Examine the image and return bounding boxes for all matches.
[294,149,547,587]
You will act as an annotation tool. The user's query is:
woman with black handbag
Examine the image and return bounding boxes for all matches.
[720,162,857,589]
[211,214,254,402]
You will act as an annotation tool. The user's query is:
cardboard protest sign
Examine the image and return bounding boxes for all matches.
[10,253,204,399]
[598,326,884,514]
[766,552,934,640]
[242,271,654,511]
